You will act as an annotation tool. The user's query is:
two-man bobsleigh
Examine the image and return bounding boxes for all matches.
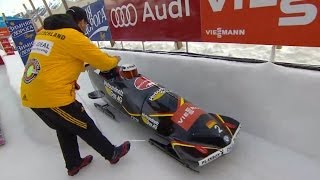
[85,63,241,172]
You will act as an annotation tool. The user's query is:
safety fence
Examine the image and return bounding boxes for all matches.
[1,0,320,66]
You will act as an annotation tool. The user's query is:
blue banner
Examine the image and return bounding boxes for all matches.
[84,0,112,41]
[6,19,36,65]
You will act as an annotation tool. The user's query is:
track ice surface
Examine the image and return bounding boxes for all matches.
[0,52,319,179]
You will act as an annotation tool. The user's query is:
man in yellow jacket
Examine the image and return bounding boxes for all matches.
[20,6,130,176]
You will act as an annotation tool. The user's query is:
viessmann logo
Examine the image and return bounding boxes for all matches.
[110,0,191,28]
[206,27,246,38]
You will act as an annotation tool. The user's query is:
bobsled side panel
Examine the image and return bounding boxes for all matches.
[87,66,242,168]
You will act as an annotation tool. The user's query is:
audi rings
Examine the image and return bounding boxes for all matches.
[110,3,138,28]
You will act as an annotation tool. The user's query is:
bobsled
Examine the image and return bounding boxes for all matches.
[86,64,241,172]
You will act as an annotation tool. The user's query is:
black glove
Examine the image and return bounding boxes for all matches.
[100,66,120,79]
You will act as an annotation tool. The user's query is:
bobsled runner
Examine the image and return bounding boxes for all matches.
[86,64,241,172]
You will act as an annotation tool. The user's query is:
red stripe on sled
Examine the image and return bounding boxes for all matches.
[224,122,236,129]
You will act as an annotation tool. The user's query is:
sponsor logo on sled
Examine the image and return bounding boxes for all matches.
[134,76,156,90]
[104,81,123,103]
[142,113,159,130]
[199,150,223,166]
[171,103,205,131]
[223,135,230,143]
[198,137,234,166]
[149,88,167,101]
[104,82,123,96]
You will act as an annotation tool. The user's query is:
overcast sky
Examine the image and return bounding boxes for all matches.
[0,0,47,16]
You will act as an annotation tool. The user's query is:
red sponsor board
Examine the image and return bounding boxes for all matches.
[104,0,201,41]
[0,38,15,55]
[0,28,10,37]
[201,0,320,47]
[171,103,206,131]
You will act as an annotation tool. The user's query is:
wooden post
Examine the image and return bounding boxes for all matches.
[142,41,145,51]
[270,45,276,62]
[174,41,183,50]
[186,42,189,53]
[28,0,44,27]
[61,0,69,11]
[41,0,52,16]
[23,4,39,30]
[110,40,115,47]
[2,13,6,22]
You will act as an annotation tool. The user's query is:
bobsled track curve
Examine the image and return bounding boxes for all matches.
[0,49,319,180]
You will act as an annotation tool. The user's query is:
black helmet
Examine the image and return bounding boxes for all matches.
[66,6,91,26]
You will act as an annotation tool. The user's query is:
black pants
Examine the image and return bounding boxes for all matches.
[31,101,115,170]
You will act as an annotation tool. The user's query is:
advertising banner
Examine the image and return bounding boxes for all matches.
[0,38,15,55]
[6,19,36,64]
[201,0,320,47]
[104,0,201,41]
[84,0,112,41]
[0,27,14,56]
[0,28,10,37]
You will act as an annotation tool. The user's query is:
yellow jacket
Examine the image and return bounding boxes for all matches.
[20,28,118,108]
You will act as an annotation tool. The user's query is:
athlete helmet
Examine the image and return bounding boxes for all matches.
[120,64,139,79]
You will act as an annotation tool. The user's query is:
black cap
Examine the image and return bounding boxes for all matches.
[66,6,91,26]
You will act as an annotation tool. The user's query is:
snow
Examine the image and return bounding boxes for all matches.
[0,50,319,179]
[100,41,320,65]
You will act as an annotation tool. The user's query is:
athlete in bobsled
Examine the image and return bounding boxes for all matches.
[86,63,241,172]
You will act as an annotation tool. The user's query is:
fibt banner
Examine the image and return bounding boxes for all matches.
[201,0,320,47]
[6,19,36,64]
[104,0,201,41]
[84,0,112,41]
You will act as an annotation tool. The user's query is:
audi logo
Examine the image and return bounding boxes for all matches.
[110,3,138,28]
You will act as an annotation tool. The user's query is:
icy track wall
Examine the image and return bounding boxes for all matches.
[102,49,320,162]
